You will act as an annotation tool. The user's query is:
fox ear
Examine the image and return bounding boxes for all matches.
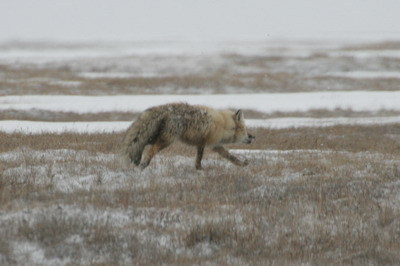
[235,109,244,122]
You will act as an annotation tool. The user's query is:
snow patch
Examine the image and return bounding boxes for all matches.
[2,91,400,114]
[327,71,400,79]
[79,72,137,79]
[12,241,70,265]
[328,50,400,59]
[2,116,400,134]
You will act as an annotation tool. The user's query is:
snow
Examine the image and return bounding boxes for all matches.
[327,71,400,79]
[12,241,70,265]
[1,91,400,133]
[1,91,400,114]
[0,147,387,194]
[0,41,337,64]
[2,116,400,134]
[1,141,399,263]
[78,72,139,79]
[328,50,400,59]
[1,39,399,265]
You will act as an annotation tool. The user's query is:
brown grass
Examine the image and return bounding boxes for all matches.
[341,41,400,51]
[1,124,400,264]
[2,46,400,96]
[0,109,138,122]
[249,124,400,154]
[1,124,400,155]
[0,131,120,153]
[1,40,400,263]
[0,67,304,95]
[4,108,400,122]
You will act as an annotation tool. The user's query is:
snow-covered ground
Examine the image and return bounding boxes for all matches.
[327,71,400,79]
[1,146,399,264]
[2,116,400,134]
[1,91,400,133]
[327,49,400,59]
[1,40,400,264]
[2,91,399,114]
[0,41,340,63]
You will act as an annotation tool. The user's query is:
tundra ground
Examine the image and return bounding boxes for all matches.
[1,125,400,264]
[1,40,400,264]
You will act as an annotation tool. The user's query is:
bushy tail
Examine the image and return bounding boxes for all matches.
[122,108,165,166]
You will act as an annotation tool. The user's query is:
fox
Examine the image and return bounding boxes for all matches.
[122,103,255,170]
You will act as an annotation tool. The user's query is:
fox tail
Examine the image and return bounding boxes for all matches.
[122,108,165,166]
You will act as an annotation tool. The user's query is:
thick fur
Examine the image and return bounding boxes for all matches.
[122,103,255,169]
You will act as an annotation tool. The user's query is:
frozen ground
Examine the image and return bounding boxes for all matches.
[2,116,400,134]
[0,40,340,62]
[1,40,400,264]
[1,145,400,264]
[1,91,400,114]
[1,39,400,95]
[1,90,400,134]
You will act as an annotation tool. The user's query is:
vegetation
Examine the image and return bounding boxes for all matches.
[1,125,400,264]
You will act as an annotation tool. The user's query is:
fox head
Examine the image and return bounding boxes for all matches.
[233,110,255,144]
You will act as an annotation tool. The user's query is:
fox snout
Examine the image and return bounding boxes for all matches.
[244,133,255,144]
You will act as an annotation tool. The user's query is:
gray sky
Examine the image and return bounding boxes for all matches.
[1,0,399,42]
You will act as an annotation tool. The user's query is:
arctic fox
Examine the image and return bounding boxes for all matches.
[123,103,255,169]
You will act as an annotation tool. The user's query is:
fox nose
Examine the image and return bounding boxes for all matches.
[244,133,255,144]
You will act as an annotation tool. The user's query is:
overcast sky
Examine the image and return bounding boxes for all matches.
[1,0,399,42]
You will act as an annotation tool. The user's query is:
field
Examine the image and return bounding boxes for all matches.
[1,40,400,265]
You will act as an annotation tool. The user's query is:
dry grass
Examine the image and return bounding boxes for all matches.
[1,40,400,264]
[4,108,400,122]
[251,124,400,155]
[341,41,400,51]
[1,124,400,154]
[243,108,400,119]
[0,132,120,154]
[2,41,400,96]
[1,124,400,264]
[0,109,138,122]
[0,66,303,95]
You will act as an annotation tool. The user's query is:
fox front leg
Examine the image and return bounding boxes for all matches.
[212,146,249,166]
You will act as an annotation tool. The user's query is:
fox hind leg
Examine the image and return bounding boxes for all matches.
[129,147,142,166]
[212,146,249,166]
[125,136,145,166]
[139,138,172,170]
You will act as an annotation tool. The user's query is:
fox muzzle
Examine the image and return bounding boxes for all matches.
[244,133,255,144]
